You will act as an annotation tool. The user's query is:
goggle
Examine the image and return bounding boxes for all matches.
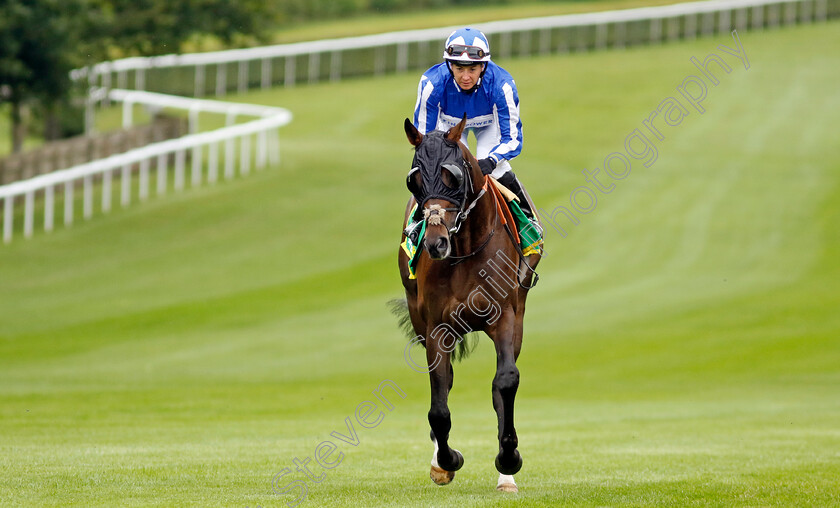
[446,44,488,60]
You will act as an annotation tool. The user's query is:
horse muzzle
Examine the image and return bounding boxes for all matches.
[425,233,451,260]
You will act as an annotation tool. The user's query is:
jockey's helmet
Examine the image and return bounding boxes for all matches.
[443,28,491,66]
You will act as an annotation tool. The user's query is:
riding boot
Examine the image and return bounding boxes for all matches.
[497,171,534,219]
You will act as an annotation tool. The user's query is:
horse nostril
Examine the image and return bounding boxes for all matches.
[426,236,450,258]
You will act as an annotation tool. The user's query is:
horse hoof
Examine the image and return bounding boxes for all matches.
[430,465,455,485]
[430,449,463,485]
[495,449,522,475]
[496,473,518,492]
[496,482,519,493]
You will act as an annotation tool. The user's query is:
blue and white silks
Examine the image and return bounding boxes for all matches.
[412,61,523,180]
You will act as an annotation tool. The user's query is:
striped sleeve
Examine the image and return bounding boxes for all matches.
[413,75,439,134]
[488,80,523,163]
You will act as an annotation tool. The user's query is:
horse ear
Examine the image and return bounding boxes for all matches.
[404,118,423,147]
[445,114,467,144]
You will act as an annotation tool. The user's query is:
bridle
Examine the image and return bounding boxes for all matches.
[404,133,539,289]
[446,156,486,236]
[420,155,494,262]
[446,175,496,263]
[409,153,539,287]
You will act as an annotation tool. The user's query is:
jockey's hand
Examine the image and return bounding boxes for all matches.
[478,158,496,175]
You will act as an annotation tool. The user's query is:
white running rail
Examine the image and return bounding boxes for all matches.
[70,0,830,98]
[0,89,291,243]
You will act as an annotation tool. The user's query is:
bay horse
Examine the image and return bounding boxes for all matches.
[394,116,541,492]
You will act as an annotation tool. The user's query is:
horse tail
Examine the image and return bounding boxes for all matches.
[388,298,416,341]
[451,332,478,363]
[387,298,478,362]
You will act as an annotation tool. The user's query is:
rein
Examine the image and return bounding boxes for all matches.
[448,175,496,264]
[444,158,493,262]
[448,167,540,289]
[448,156,484,235]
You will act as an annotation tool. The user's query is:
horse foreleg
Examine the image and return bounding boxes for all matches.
[427,348,463,485]
[492,311,523,480]
[496,310,525,493]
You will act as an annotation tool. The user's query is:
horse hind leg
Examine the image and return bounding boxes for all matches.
[492,358,522,493]
[491,314,524,480]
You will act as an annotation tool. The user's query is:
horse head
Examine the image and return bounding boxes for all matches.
[404,116,483,260]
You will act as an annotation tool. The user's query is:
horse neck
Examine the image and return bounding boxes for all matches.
[453,155,496,253]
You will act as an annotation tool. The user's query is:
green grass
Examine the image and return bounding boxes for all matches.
[2,22,840,507]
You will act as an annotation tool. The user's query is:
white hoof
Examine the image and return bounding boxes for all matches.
[496,473,518,493]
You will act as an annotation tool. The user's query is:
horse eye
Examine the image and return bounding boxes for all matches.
[440,163,464,190]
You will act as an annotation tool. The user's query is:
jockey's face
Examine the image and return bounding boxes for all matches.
[451,62,484,91]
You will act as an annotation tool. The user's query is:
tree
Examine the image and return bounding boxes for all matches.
[0,0,88,153]
[88,0,278,58]
[1,0,278,153]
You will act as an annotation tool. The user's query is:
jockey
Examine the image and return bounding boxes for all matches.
[413,27,534,219]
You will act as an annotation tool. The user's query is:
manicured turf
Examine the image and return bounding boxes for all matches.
[1,22,839,507]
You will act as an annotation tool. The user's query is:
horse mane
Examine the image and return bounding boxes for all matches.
[456,134,486,198]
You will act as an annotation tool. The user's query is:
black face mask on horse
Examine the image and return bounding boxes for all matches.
[406,130,469,209]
